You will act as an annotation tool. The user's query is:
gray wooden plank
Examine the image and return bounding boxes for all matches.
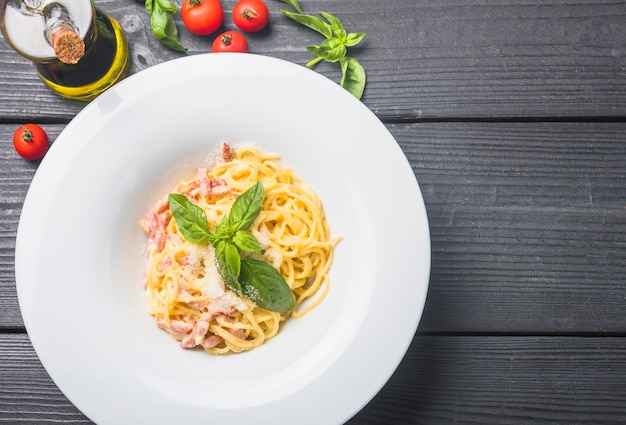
[1,0,625,120]
[3,333,626,424]
[349,335,626,424]
[393,122,626,334]
[0,334,92,423]
[1,122,625,332]
[0,125,64,329]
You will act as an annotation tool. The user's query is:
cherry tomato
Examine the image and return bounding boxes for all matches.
[181,0,223,36]
[232,0,269,33]
[212,31,249,53]
[13,124,49,160]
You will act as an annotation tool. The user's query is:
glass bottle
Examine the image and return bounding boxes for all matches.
[1,0,129,101]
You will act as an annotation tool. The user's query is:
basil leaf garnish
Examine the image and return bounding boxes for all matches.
[169,181,294,312]
[168,194,212,243]
[233,230,265,252]
[240,258,296,313]
[223,181,264,234]
[214,241,243,296]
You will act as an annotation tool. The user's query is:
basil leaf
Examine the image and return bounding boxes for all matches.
[240,258,295,313]
[307,37,346,63]
[145,0,153,15]
[214,241,242,295]
[149,0,187,52]
[233,230,264,252]
[340,56,366,99]
[277,0,302,13]
[155,0,176,14]
[345,32,366,47]
[224,241,241,278]
[319,11,346,40]
[223,182,264,235]
[168,194,212,243]
[281,10,333,38]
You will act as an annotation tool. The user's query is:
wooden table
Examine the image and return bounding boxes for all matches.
[1,0,625,423]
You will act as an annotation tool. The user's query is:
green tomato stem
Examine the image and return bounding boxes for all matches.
[21,129,34,142]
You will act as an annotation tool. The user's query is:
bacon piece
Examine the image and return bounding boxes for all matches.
[180,311,219,349]
[180,172,231,199]
[230,328,246,340]
[220,141,234,162]
[203,335,224,348]
[156,318,193,340]
[181,318,210,348]
[141,196,171,252]
[157,256,172,272]
[208,178,229,196]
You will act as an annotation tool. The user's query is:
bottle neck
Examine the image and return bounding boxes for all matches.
[43,3,84,64]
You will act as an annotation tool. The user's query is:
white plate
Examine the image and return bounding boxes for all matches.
[15,53,430,424]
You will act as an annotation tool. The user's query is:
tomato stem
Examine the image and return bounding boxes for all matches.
[21,128,34,143]
[242,8,259,20]
[221,33,233,45]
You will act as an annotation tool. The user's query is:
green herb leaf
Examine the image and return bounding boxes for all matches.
[228,182,265,233]
[240,258,296,313]
[345,32,366,47]
[233,230,265,252]
[281,10,333,38]
[155,0,177,14]
[340,56,366,100]
[223,241,241,279]
[277,0,302,13]
[145,0,153,15]
[214,241,243,295]
[276,1,367,100]
[307,37,347,63]
[146,0,186,52]
[168,180,296,312]
[168,194,212,243]
[319,11,346,39]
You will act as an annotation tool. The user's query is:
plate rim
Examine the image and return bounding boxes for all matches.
[15,53,431,424]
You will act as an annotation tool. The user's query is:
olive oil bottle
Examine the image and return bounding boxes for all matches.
[1,0,129,101]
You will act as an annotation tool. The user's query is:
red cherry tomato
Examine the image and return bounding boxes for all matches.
[13,124,49,160]
[232,0,269,33]
[181,0,223,36]
[212,31,249,53]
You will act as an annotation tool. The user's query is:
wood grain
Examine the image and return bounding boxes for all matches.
[349,335,626,424]
[3,333,626,424]
[0,0,624,120]
[0,125,63,329]
[1,1,625,423]
[2,123,624,332]
[396,122,626,334]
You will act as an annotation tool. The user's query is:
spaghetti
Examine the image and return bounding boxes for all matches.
[140,142,338,354]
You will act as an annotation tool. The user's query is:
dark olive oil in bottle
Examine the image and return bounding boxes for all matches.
[1,0,129,101]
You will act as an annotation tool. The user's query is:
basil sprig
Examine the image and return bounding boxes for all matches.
[168,182,296,313]
[277,0,367,99]
[143,0,187,52]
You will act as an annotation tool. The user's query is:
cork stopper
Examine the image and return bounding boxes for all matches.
[50,27,85,64]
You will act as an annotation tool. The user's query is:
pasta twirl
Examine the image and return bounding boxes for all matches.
[140,143,338,354]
